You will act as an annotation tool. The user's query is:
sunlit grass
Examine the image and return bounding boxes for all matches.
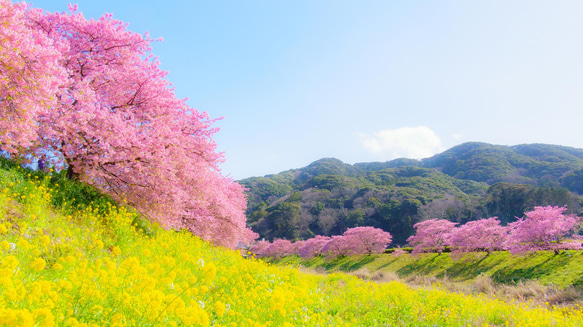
[293,248,583,289]
[1,161,583,326]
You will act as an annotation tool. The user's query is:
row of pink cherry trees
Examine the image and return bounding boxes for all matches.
[408,206,581,255]
[250,226,393,259]
[251,206,581,259]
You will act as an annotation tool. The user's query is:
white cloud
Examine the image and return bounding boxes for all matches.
[357,126,444,159]
[451,133,463,140]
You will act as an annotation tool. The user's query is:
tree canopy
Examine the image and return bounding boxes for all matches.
[0,2,251,248]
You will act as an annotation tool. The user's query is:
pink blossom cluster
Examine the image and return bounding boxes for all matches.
[505,206,581,254]
[0,1,252,248]
[0,0,65,153]
[249,227,392,259]
[391,248,407,257]
[447,217,508,254]
[407,206,582,255]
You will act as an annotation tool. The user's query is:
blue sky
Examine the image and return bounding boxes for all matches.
[29,0,583,180]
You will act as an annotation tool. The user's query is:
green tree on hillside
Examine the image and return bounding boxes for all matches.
[265,202,301,241]
[486,183,531,224]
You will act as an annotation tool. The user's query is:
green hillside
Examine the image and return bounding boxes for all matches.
[423,142,583,184]
[241,143,583,242]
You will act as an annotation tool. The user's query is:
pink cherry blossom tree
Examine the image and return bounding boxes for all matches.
[0,0,64,155]
[291,240,306,255]
[22,6,250,247]
[321,235,354,259]
[407,219,457,255]
[505,206,580,255]
[298,235,331,258]
[392,247,407,257]
[239,229,260,248]
[263,239,294,259]
[343,226,392,255]
[249,240,271,258]
[447,217,508,255]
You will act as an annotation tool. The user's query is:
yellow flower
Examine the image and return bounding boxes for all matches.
[30,257,46,272]
[2,255,19,270]
[0,308,34,327]
[58,280,72,290]
[204,262,217,281]
[176,304,209,327]
[270,289,286,311]
[95,239,104,250]
[33,308,55,327]
[17,237,31,250]
[0,240,10,250]
[65,317,80,326]
[214,301,226,317]
[112,246,122,256]
[40,234,51,246]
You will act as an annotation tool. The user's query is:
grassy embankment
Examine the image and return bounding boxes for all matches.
[2,157,583,326]
[274,246,583,308]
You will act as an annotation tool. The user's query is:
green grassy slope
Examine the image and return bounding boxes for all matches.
[277,250,583,289]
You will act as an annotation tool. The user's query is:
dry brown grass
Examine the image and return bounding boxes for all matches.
[441,276,582,309]
[348,269,583,309]
[496,280,583,307]
[351,268,400,283]
[296,265,327,275]
[472,273,496,295]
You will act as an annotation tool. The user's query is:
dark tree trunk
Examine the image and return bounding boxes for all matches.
[66,162,79,180]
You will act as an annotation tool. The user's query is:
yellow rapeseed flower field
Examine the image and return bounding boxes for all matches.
[1,168,583,326]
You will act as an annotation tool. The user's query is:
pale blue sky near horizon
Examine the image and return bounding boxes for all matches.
[28,0,583,180]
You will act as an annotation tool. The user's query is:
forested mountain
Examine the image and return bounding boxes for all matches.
[241,143,583,245]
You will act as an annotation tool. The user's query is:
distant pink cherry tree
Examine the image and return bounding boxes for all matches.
[505,206,580,255]
[22,6,250,247]
[263,239,294,259]
[554,241,583,251]
[392,247,407,257]
[448,217,508,255]
[249,240,271,257]
[0,0,64,154]
[343,226,392,255]
[322,235,354,259]
[407,219,457,255]
[298,235,331,258]
[238,228,260,249]
[291,240,306,255]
